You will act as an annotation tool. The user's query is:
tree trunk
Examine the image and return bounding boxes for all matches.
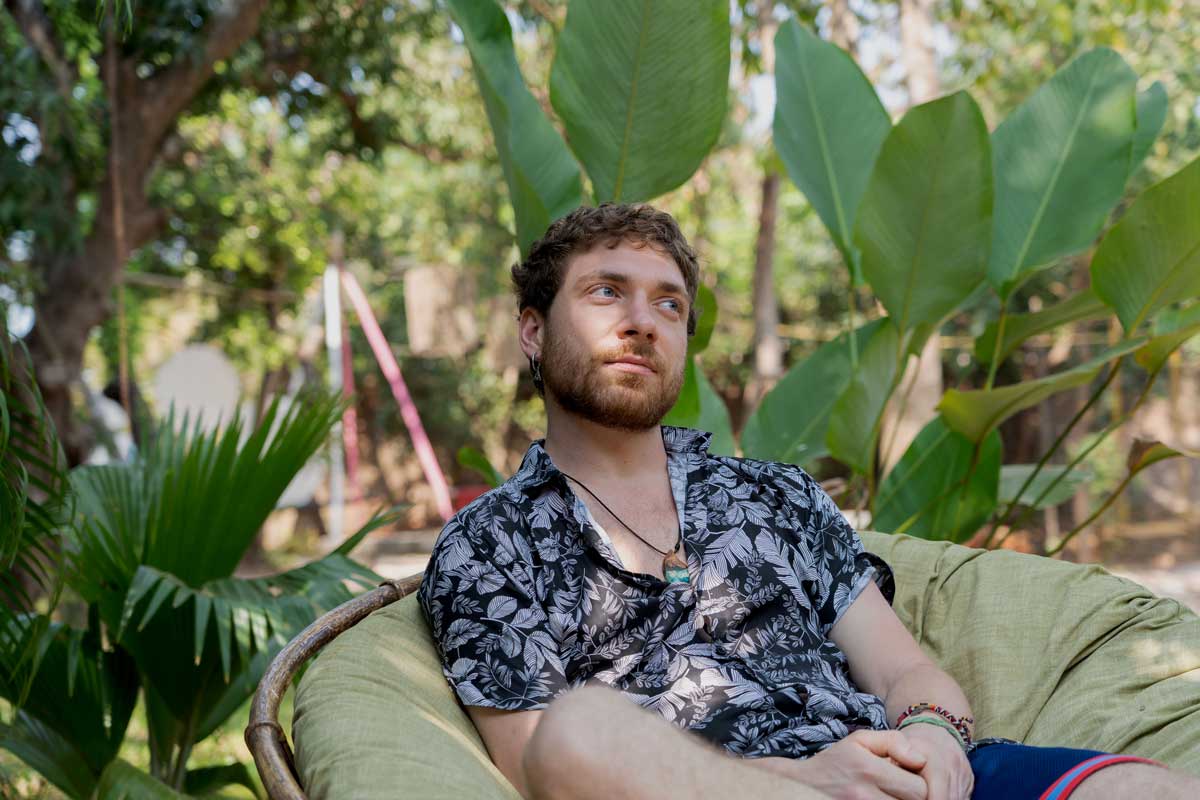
[881,0,944,474]
[747,171,783,409]
[18,0,272,462]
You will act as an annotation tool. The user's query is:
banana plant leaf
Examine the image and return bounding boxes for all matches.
[873,416,1002,542]
[826,320,901,474]
[974,289,1109,367]
[772,19,890,282]
[988,48,1137,298]
[998,464,1091,510]
[1131,81,1168,178]
[1134,303,1200,376]
[939,339,1145,443]
[549,0,730,203]
[1091,156,1200,333]
[853,92,992,341]
[446,0,583,255]
[741,320,886,466]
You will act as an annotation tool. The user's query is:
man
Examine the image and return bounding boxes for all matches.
[418,204,1199,799]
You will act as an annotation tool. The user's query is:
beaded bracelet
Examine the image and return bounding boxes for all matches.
[896,716,968,751]
[895,703,974,746]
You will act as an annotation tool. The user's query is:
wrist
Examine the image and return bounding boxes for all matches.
[899,716,968,753]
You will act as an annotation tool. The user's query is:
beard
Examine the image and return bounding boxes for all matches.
[540,326,685,432]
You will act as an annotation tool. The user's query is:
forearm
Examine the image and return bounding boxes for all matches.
[883,662,973,733]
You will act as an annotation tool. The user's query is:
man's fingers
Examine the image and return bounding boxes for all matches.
[849,731,928,771]
[861,754,929,800]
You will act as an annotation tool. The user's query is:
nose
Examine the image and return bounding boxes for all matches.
[619,293,657,341]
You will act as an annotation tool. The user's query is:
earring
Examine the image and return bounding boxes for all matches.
[530,355,544,390]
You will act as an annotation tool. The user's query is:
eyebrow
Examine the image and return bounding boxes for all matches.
[575,269,687,298]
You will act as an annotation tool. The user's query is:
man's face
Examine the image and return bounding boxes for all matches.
[537,240,690,431]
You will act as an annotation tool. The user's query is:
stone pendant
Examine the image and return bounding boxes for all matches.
[662,544,690,584]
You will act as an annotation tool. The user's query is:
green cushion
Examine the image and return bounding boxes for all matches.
[294,533,1200,798]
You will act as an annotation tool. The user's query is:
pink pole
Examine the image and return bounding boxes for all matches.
[339,270,454,522]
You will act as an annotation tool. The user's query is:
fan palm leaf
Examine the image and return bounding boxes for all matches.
[1,317,70,701]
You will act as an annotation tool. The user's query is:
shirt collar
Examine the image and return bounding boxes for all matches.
[506,425,712,496]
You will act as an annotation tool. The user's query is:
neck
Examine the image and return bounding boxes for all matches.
[542,399,668,486]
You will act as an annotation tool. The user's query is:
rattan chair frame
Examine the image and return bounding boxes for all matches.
[245,572,425,800]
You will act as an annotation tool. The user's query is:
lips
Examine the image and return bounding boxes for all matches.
[605,356,656,374]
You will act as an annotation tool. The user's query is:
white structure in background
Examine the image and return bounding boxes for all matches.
[152,344,241,430]
[323,263,345,542]
[152,342,326,510]
[81,369,136,465]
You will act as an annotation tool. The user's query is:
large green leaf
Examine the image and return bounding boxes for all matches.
[0,620,138,798]
[772,19,890,281]
[1,712,98,800]
[975,289,1109,367]
[988,48,1137,297]
[456,446,505,488]
[1134,303,1200,376]
[741,320,886,466]
[998,464,1090,510]
[694,368,735,458]
[853,92,992,338]
[1130,81,1168,180]
[549,0,730,202]
[939,340,1145,443]
[664,285,721,427]
[1091,156,1200,332]
[826,320,901,474]
[688,285,718,356]
[447,0,583,255]
[95,759,190,800]
[873,416,1002,542]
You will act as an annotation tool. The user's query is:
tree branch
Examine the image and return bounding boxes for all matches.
[138,0,272,159]
[4,0,76,100]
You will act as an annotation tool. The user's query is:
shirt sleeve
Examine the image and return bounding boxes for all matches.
[417,500,570,711]
[776,465,880,637]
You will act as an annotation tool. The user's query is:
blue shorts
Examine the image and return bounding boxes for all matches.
[968,741,1165,799]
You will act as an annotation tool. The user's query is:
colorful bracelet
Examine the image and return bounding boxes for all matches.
[896,716,968,751]
[895,703,974,746]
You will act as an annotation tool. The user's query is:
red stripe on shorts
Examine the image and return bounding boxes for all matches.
[1038,754,1166,800]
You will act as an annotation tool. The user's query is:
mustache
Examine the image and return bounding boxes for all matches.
[598,344,660,365]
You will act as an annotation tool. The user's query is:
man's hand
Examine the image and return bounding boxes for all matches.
[897,721,973,800]
[782,730,931,800]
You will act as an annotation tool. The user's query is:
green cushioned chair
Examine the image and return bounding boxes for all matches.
[246,532,1200,799]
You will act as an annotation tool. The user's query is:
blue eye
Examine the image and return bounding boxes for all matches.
[593,286,617,297]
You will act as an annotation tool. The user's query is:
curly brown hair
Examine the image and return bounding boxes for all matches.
[511,203,701,337]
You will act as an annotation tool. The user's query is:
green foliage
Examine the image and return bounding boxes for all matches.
[853,91,992,343]
[987,48,1137,298]
[1090,156,1200,332]
[826,321,900,475]
[0,371,392,795]
[938,340,1144,444]
[873,417,1002,542]
[974,289,1108,366]
[549,0,730,203]
[447,0,583,256]
[742,321,885,465]
[772,19,891,282]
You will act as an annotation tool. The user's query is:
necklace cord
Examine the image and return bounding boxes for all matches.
[560,472,681,556]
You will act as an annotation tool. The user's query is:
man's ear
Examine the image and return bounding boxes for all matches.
[518,307,545,359]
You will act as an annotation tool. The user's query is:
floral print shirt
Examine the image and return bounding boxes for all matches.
[417,425,896,760]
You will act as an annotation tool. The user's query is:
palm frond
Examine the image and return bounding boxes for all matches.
[0,617,138,797]
[1,317,70,700]
[119,548,381,681]
[137,391,345,586]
